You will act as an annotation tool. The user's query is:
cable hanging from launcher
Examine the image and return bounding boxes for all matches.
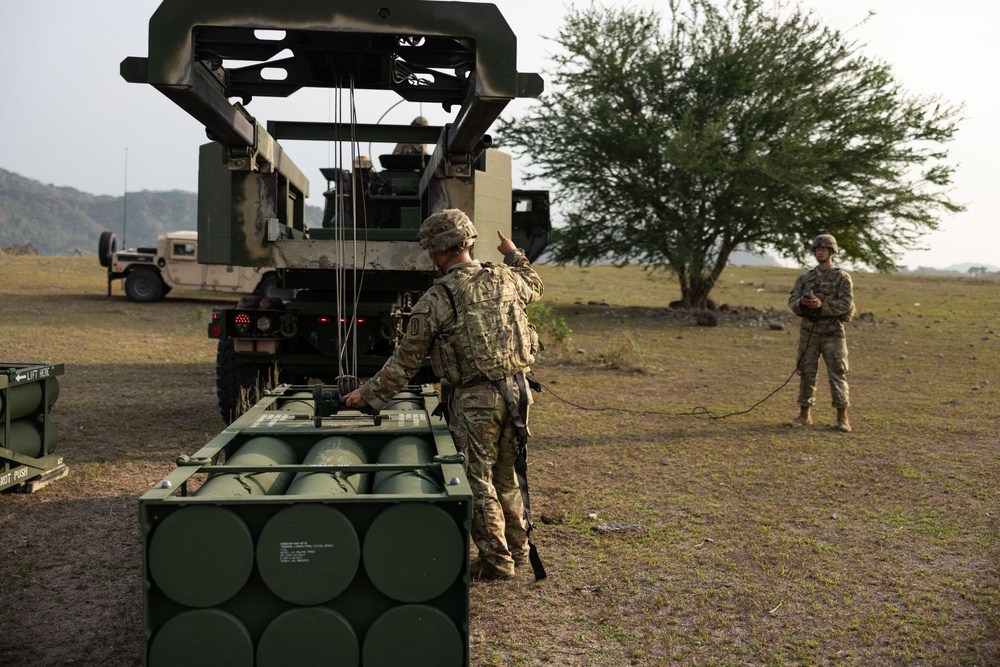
[330,75,348,381]
[346,74,369,381]
[329,72,360,383]
[327,69,378,389]
[336,72,369,383]
[342,76,357,378]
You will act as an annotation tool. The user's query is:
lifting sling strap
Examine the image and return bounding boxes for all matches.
[492,372,547,581]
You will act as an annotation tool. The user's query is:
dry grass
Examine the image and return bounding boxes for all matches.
[1,257,998,666]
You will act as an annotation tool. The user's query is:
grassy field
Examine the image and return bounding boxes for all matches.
[1,256,997,666]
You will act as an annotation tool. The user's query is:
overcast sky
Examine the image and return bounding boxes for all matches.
[1,0,995,269]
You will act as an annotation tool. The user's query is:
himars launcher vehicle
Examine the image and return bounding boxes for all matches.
[121,0,550,423]
[122,1,548,665]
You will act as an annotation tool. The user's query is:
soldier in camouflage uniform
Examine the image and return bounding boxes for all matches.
[788,234,856,432]
[344,209,543,580]
[392,116,431,156]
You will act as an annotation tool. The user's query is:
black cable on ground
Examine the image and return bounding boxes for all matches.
[533,325,812,420]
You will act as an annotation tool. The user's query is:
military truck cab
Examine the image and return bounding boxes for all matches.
[99,230,277,303]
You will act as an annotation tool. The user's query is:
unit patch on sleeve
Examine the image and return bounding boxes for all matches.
[406,313,430,342]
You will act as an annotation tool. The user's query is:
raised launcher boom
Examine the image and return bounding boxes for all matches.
[122,0,549,423]
[139,384,474,666]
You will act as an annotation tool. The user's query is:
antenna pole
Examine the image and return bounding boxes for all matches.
[123,148,128,248]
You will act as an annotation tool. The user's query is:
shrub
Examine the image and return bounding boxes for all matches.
[528,301,572,345]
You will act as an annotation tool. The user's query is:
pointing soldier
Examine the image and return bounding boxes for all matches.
[787,234,856,432]
[345,209,545,581]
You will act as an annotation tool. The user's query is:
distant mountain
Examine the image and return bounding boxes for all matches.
[900,263,1000,277]
[535,247,781,267]
[0,168,323,255]
[941,262,1000,274]
[3,168,993,277]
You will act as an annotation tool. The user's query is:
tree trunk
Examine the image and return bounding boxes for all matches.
[674,241,735,309]
[678,272,717,310]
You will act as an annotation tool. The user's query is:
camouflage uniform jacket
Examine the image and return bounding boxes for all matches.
[392,142,430,156]
[360,250,543,410]
[788,266,855,336]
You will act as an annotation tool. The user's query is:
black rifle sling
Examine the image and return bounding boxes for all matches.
[494,373,546,581]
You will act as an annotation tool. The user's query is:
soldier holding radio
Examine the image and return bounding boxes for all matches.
[788,234,856,432]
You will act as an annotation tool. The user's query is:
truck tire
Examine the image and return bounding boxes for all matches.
[98,231,117,268]
[216,339,263,424]
[124,267,166,302]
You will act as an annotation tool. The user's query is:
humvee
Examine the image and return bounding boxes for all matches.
[98,230,278,302]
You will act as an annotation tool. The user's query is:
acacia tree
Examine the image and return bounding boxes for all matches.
[498,0,964,308]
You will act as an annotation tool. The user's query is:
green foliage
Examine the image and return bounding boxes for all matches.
[528,301,572,344]
[499,0,964,308]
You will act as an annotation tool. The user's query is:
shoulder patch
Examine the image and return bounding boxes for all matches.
[405,312,431,342]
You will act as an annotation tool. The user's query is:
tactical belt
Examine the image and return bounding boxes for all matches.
[801,316,845,337]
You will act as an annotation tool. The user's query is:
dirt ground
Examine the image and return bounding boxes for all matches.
[1,258,998,666]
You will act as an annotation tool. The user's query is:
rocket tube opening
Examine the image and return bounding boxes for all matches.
[363,503,464,602]
[149,609,253,667]
[148,506,254,607]
[256,504,360,604]
[362,604,463,667]
[256,607,359,667]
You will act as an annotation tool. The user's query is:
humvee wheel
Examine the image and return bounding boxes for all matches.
[124,267,165,302]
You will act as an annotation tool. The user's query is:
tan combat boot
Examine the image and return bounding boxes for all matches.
[836,408,852,432]
[787,406,812,427]
[470,558,515,582]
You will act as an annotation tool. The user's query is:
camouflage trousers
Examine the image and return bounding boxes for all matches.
[449,383,529,577]
[796,327,850,408]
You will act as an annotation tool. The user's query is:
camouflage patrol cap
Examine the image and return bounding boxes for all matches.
[412,116,429,126]
[812,234,839,253]
[419,209,478,253]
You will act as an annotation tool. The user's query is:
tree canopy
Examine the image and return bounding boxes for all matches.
[498,0,964,308]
